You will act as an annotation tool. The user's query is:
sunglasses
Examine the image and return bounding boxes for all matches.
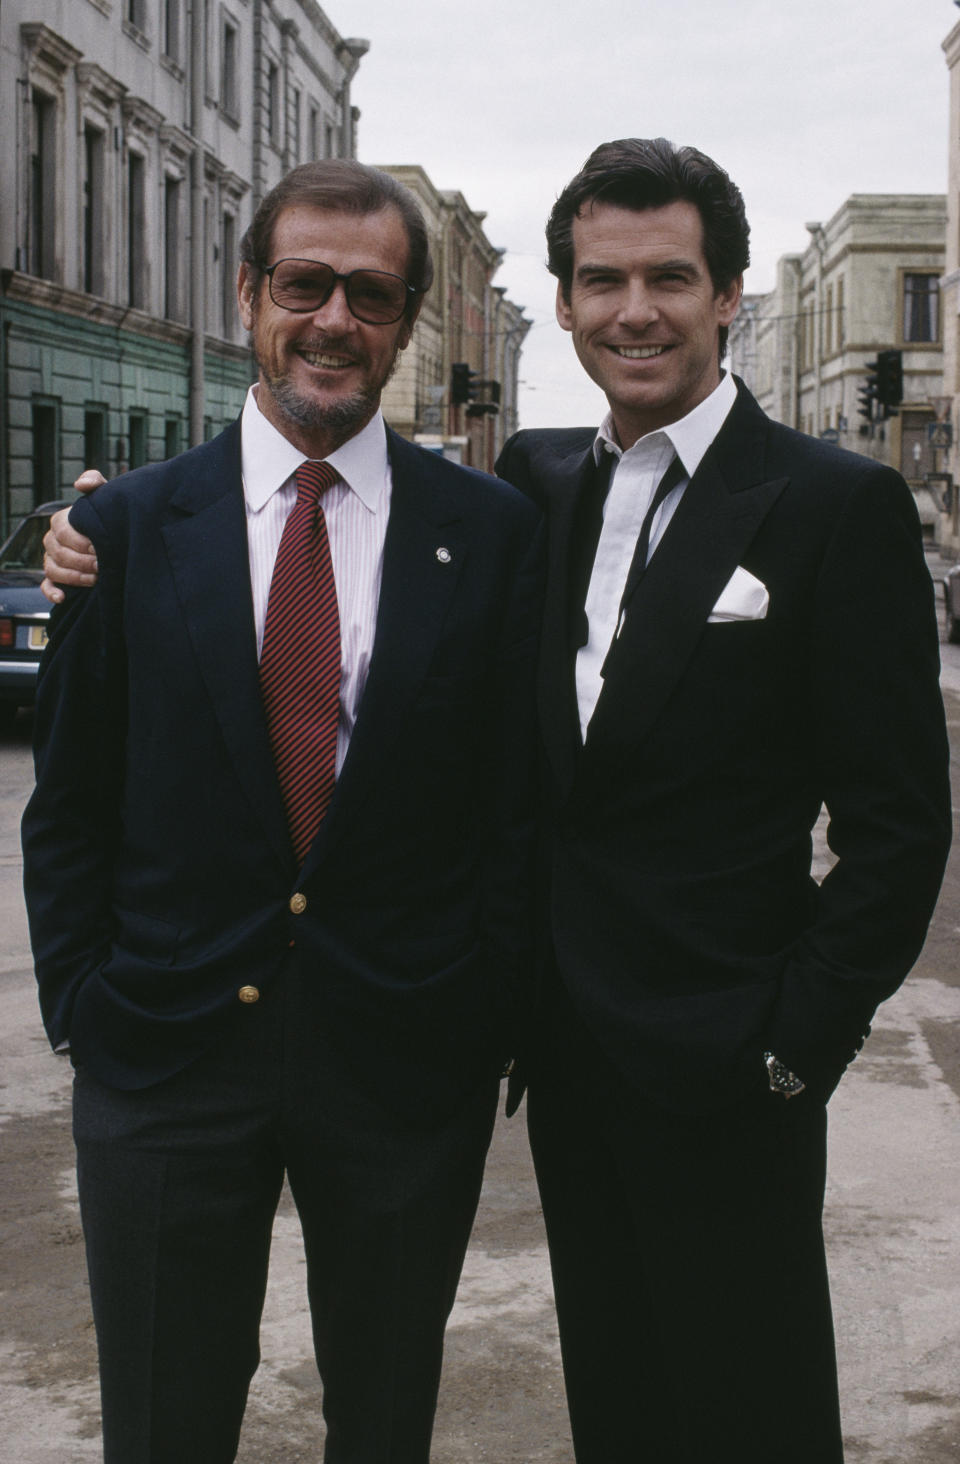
[263,258,419,324]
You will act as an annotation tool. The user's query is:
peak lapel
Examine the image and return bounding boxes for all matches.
[586,390,789,762]
[160,424,294,876]
[536,436,601,798]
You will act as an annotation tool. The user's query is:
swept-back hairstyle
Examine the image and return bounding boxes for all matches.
[239,160,433,323]
[546,138,750,359]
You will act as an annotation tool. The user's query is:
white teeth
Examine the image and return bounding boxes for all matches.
[615,345,667,359]
[301,351,353,368]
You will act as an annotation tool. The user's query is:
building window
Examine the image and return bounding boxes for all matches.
[309,104,319,160]
[164,416,182,460]
[84,406,109,479]
[32,399,60,506]
[902,273,939,344]
[823,284,834,357]
[325,120,336,159]
[222,211,236,337]
[128,152,147,309]
[267,61,280,146]
[127,0,147,30]
[204,194,211,327]
[291,88,301,163]
[29,90,56,280]
[221,19,238,118]
[83,126,105,296]
[129,411,148,469]
[798,308,807,372]
[836,276,845,349]
[164,0,181,62]
[164,176,183,320]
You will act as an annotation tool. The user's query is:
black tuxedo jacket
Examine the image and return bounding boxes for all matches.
[23,422,543,1125]
[498,381,951,1112]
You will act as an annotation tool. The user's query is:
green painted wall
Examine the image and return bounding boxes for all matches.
[1,297,253,535]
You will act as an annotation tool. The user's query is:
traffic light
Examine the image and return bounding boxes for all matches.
[466,379,502,417]
[451,362,477,406]
[876,349,903,418]
[451,364,501,414]
[858,359,879,422]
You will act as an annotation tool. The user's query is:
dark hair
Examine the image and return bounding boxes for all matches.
[239,160,433,323]
[546,138,750,359]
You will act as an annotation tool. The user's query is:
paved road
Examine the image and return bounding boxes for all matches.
[1,556,958,1462]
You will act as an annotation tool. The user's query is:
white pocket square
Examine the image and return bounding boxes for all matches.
[707,566,769,622]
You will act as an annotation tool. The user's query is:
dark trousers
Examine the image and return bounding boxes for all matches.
[527,995,844,1464]
[72,959,497,1464]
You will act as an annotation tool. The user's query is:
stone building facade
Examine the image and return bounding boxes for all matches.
[379,166,530,473]
[728,194,945,532]
[0,0,365,534]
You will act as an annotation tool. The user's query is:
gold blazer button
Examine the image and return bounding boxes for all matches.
[289,893,308,914]
[238,985,260,1004]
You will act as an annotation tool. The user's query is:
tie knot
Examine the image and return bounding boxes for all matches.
[295,460,340,503]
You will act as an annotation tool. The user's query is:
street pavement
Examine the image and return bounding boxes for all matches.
[1,556,958,1462]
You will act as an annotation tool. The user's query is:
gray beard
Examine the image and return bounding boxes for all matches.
[264,372,380,444]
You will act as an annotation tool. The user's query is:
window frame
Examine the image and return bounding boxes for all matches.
[900,270,941,346]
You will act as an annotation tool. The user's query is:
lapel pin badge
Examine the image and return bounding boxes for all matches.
[435,546,452,564]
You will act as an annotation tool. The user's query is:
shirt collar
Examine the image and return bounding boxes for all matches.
[241,384,389,514]
[592,370,738,478]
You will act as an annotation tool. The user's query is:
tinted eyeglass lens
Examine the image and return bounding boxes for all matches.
[347,272,408,322]
[268,260,408,323]
[269,261,335,311]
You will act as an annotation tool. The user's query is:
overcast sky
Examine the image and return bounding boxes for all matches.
[342,0,956,428]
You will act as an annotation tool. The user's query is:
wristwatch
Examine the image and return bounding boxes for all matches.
[763,1051,806,1099]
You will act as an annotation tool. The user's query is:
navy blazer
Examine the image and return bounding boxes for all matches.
[497,380,951,1111]
[23,421,544,1124]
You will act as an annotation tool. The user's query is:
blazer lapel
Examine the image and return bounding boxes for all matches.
[536,435,600,799]
[160,423,294,876]
[300,431,467,869]
[586,387,789,761]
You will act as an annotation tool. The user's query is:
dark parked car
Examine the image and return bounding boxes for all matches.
[0,500,70,723]
[945,563,960,646]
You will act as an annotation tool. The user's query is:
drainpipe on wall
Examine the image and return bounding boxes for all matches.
[785,258,801,431]
[188,0,206,446]
[251,0,264,211]
[806,221,825,435]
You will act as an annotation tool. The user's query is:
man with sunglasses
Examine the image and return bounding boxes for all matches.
[22,160,542,1464]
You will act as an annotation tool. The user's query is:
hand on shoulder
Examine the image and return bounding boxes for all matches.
[41,470,103,602]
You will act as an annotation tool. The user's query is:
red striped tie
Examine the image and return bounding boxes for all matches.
[259,460,341,864]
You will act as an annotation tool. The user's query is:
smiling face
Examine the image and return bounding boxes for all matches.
[238,203,419,457]
[556,199,742,449]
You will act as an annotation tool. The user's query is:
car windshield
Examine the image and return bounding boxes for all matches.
[0,516,47,571]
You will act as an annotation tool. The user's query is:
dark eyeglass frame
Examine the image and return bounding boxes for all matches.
[262,257,419,324]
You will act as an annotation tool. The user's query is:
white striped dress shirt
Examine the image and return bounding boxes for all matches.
[576,371,737,740]
[240,385,391,774]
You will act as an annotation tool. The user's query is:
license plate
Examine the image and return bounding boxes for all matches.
[27,625,49,650]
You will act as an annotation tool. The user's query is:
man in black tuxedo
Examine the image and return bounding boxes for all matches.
[22,161,542,1464]
[496,138,951,1463]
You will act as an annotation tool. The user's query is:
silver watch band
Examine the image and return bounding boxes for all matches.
[763,1051,806,1098]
